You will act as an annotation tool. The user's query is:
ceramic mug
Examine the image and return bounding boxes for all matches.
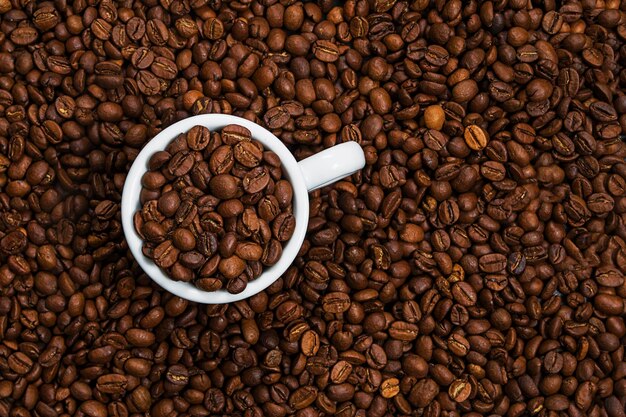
[121,114,366,304]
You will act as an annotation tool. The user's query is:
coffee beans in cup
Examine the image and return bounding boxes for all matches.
[134,124,295,293]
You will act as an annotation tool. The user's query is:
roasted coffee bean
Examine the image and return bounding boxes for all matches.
[8,352,33,375]
[235,242,263,261]
[234,141,263,167]
[167,151,195,177]
[313,40,339,62]
[203,17,224,40]
[153,240,179,268]
[451,282,477,307]
[261,239,282,266]
[479,253,508,273]
[409,378,439,408]
[96,374,128,395]
[209,174,240,200]
[186,125,212,151]
[243,167,270,194]
[464,125,489,150]
[322,292,351,313]
[290,386,318,409]
[210,146,235,175]
[131,47,154,69]
[264,106,291,129]
[221,124,251,145]
[258,195,280,221]
[448,379,471,403]
[272,213,296,242]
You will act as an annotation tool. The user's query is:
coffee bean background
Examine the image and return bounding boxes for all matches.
[0,1,626,417]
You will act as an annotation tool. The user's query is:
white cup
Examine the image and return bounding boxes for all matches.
[121,114,365,304]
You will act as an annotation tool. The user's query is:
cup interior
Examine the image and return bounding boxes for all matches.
[121,114,310,304]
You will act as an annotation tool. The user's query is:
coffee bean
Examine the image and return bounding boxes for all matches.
[234,141,263,167]
[172,228,196,251]
[312,40,339,62]
[243,166,270,194]
[258,195,280,222]
[328,360,351,384]
[8,352,33,375]
[452,79,479,102]
[447,333,470,356]
[380,378,400,398]
[210,145,235,175]
[96,374,128,395]
[186,125,212,151]
[322,292,351,313]
[289,386,318,410]
[438,199,460,225]
[145,19,168,46]
[424,105,445,130]
[218,199,244,218]
[126,328,156,347]
[151,57,177,80]
[449,379,471,403]
[157,190,180,217]
[165,364,189,386]
[272,213,296,242]
[389,321,419,341]
[11,27,39,45]
[219,256,245,279]
[209,174,240,200]
[451,281,477,307]
[152,240,179,268]
[590,101,617,122]
[464,124,489,150]
[272,180,292,208]
[80,401,108,417]
[481,161,506,181]
[235,242,263,261]
[300,329,320,356]
[424,129,448,151]
[196,277,222,291]
[264,106,291,129]
[131,47,154,70]
[221,124,251,145]
[409,378,439,408]
[169,151,196,177]
[141,221,166,243]
[479,253,507,273]
[261,239,282,266]
[594,294,624,316]
[136,70,161,95]
[203,17,224,40]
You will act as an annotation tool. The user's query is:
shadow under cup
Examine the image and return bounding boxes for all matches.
[121,114,310,304]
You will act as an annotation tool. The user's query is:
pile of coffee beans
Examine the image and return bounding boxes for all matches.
[1,1,626,417]
[134,124,295,294]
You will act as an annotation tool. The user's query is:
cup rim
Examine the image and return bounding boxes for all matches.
[121,114,310,304]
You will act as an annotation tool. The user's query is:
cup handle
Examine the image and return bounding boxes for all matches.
[297,141,366,192]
